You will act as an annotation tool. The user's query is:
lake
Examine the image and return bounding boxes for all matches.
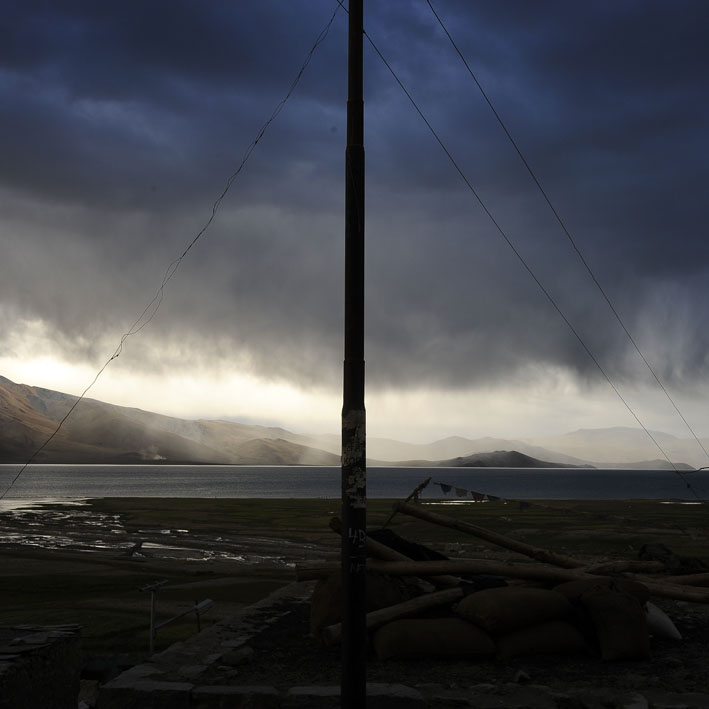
[0,464,706,501]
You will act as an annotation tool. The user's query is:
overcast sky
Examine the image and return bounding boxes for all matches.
[1,0,708,443]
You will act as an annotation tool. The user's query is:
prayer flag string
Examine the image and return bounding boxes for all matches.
[429,480,701,538]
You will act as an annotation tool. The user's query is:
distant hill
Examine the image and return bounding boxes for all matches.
[442,450,583,468]
[527,427,706,469]
[0,376,699,468]
[0,376,338,465]
[401,450,585,468]
[304,433,592,466]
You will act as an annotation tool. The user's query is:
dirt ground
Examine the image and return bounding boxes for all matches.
[224,592,709,696]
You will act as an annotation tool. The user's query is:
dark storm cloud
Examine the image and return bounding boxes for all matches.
[0,1,346,208]
[1,1,708,393]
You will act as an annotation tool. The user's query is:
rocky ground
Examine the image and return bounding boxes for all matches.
[93,580,709,708]
[207,591,709,695]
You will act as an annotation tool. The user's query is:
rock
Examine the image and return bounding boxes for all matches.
[284,685,341,708]
[221,638,249,649]
[477,685,559,708]
[221,645,254,666]
[283,684,426,708]
[176,664,208,678]
[622,673,648,688]
[97,679,193,709]
[514,669,532,684]
[415,684,476,708]
[549,692,578,709]
[116,663,162,680]
[471,683,498,693]
[642,689,709,709]
[616,693,649,709]
[191,685,280,708]
[366,683,427,708]
[10,632,49,645]
[564,687,619,709]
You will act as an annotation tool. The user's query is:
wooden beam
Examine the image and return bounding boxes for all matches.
[297,558,709,603]
[393,501,585,569]
[322,587,463,645]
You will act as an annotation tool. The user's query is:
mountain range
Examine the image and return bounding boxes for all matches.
[0,375,700,469]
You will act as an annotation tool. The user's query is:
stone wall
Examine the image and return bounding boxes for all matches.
[0,624,82,709]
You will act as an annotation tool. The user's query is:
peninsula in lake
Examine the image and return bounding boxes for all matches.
[0,376,697,469]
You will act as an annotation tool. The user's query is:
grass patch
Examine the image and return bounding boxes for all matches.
[85,497,707,556]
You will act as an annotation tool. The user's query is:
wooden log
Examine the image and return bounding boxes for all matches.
[382,476,432,527]
[330,516,409,562]
[660,572,709,587]
[329,516,460,587]
[296,559,585,584]
[582,560,666,575]
[393,501,585,569]
[297,559,709,602]
[368,559,588,584]
[297,563,339,581]
[322,586,463,645]
[639,578,709,603]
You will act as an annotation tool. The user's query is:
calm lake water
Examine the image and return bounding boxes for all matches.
[0,465,706,501]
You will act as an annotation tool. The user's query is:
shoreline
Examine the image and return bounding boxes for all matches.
[1,465,706,503]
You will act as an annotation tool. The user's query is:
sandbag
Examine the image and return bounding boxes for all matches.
[646,601,682,640]
[554,578,651,661]
[310,570,416,640]
[496,620,589,660]
[373,617,495,660]
[455,586,573,634]
[585,588,650,661]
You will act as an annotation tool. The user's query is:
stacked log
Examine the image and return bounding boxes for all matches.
[300,499,708,662]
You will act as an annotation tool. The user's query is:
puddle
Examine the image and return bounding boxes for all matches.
[0,502,127,553]
[660,501,704,505]
[0,503,333,566]
[0,497,89,512]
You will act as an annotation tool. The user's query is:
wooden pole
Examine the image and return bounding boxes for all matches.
[381,476,431,527]
[322,587,463,645]
[297,558,584,584]
[139,579,167,654]
[330,515,461,587]
[581,560,666,575]
[393,501,586,568]
[342,0,366,705]
[332,516,407,562]
[297,559,709,602]
[660,571,709,586]
[149,589,156,654]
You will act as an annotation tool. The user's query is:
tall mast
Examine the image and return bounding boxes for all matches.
[341,0,366,705]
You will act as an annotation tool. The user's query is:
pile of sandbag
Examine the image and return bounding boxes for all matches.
[298,498,707,663]
[311,571,661,661]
